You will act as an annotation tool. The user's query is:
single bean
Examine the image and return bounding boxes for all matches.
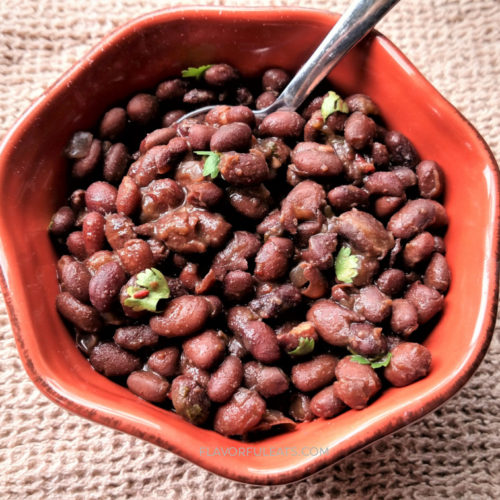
[403,231,435,267]
[371,142,389,167]
[254,236,293,281]
[364,171,404,197]
[290,142,343,177]
[353,285,392,324]
[219,150,269,186]
[345,94,380,115]
[262,68,290,92]
[126,371,170,403]
[183,88,217,106]
[344,111,376,150]
[291,354,339,392]
[385,130,420,168]
[89,261,127,312]
[310,385,346,419]
[127,93,158,125]
[374,195,405,218]
[104,213,136,250]
[116,239,155,275]
[210,122,252,152]
[376,268,406,297]
[85,181,117,215]
[327,185,369,212]
[50,206,75,237]
[140,178,184,222]
[348,322,387,358]
[103,143,129,184]
[156,78,188,101]
[405,281,444,323]
[183,329,226,370]
[424,252,451,292]
[56,292,102,333]
[90,342,141,377]
[72,139,101,178]
[207,356,243,403]
[82,212,105,256]
[390,298,419,337]
[99,107,127,140]
[223,270,254,302]
[58,256,91,303]
[204,63,239,86]
[255,90,278,110]
[171,375,211,425]
[259,110,305,139]
[85,250,116,274]
[289,393,314,422]
[116,176,141,216]
[384,342,431,387]
[147,347,179,378]
[417,160,445,199]
[114,325,159,351]
[392,166,417,189]
[187,124,216,150]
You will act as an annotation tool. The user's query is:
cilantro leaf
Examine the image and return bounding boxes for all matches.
[350,352,392,369]
[335,247,359,284]
[123,268,170,312]
[321,91,349,121]
[181,64,213,79]
[288,337,315,357]
[195,150,221,179]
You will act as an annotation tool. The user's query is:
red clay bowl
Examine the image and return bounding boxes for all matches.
[0,7,498,485]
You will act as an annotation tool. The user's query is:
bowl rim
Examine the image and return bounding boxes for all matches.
[0,6,499,486]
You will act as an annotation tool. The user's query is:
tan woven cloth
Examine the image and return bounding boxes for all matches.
[1,0,499,497]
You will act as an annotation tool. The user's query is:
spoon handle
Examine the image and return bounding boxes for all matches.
[263,0,400,114]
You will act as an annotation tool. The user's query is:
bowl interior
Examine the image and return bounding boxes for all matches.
[0,7,497,485]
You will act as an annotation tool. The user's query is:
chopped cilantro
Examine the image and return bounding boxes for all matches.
[288,337,315,357]
[351,352,392,369]
[335,247,359,284]
[124,268,170,312]
[321,90,349,121]
[181,64,212,79]
[195,150,221,179]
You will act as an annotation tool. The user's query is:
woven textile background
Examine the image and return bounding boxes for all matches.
[1,0,499,498]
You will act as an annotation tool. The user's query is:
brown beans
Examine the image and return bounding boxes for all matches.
[72,139,101,178]
[387,199,448,239]
[103,143,129,184]
[392,166,417,189]
[58,257,91,303]
[345,94,380,115]
[127,93,158,125]
[223,270,254,301]
[327,185,369,212]
[291,354,338,392]
[245,362,289,398]
[290,142,343,177]
[249,283,301,319]
[363,171,404,197]
[259,110,305,139]
[127,371,169,403]
[348,322,387,358]
[116,176,141,216]
[140,178,184,222]
[219,150,269,186]
[254,236,293,281]
[116,239,154,275]
[344,111,376,150]
[213,388,266,436]
[353,286,392,324]
[149,295,213,337]
[156,78,188,101]
[228,184,271,219]
[262,68,290,92]
[210,122,252,152]
[82,212,105,256]
[147,347,180,377]
[104,213,136,250]
[424,252,451,292]
[384,342,431,387]
[50,206,75,236]
[403,231,435,267]
[335,209,395,259]
[310,385,346,419]
[289,393,314,422]
[384,130,420,168]
[90,342,141,377]
[256,90,278,110]
[307,299,361,346]
[171,375,211,425]
[114,325,159,351]
[227,306,280,363]
[187,181,223,209]
[56,292,102,333]
[85,181,117,215]
[416,160,445,199]
[99,108,127,140]
[374,196,405,218]
[376,268,406,296]
[89,261,127,312]
[183,330,226,370]
[333,356,381,409]
[204,63,239,86]
[207,356,243,403]
[85,250,116,274]
[405,281,444,323]
[183,88,217,106]
[390,298,419,337]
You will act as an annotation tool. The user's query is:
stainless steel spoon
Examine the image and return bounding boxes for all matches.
[178,0,400,123]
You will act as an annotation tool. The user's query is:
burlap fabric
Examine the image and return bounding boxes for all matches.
[1,0,499,498]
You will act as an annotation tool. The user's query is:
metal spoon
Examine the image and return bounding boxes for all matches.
[178,0,400,123]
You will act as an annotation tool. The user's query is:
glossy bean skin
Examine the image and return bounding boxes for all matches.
[290,142,343,177]
[207,356,243,403]
[89,342,141,377]
[187,182,223,209]
[384,130,420,168]
[156,78,188,101]
[416,160,445,199]
[56,292,102,333]
[405,281,444,323]
[244,361,289,398]
[353,286,392,324]
[364,171,404,197]
[291,354,338,393]
[204,63,239,86]
[333,357,381,409]
[113,325,159,351]
[116,176,141,216]
[391,299,419,337]
[345,94,380,115]
[223,271,254,302]
[127,93,158,125]
[89,261,127,313]
[150,295,214,337]
[147,347,180,377]
[348,322,387,358]
[179,353,210,388]
[116,239,154,275]
[182,329,226,370]
[262,68,290,92]
[187,124,216,150]
[307,299,361,346]
[139,127,177,154]
[100,107,127,140]
[424,253,451,292]
[376,268,406,296]
[72,139,101,178]
[344,111,376,150]
[384,342,431,387]
[210,122,252,152]
[171,375,211,425]
[213,388,266,436]
[50,206,75,237]
[85,181,117,215]
[205,105,255,127]
[259,110,305,139]
[140,178,184,222]
[249,283,301,319]
[403,232,435,267]
[82,212,105,256]
[310,385,346,419]
[219,150,269,186]
[387,199,448,239]
[227,306,280,363]
[327,185,369,213]
[57,256,91,303]
[227,185,271,219]
[104,213,136,250]
[103,143,129,184]
[254,237,293,281]
[289,393,314,422]
[127,371,169,403]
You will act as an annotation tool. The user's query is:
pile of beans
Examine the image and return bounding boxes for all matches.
[51,63,450,437]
